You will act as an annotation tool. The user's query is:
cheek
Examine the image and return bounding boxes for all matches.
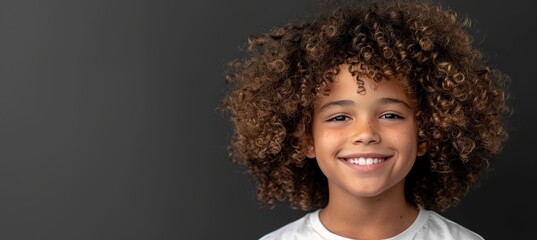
[312,128,344,151]
[386,125,418,150]
[399,129,419,154]
[313,129,330,146]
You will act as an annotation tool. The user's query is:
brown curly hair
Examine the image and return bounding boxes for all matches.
[221,0,509,212]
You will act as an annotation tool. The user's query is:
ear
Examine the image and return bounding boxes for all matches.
[305,144,316,159]
[417,141,428,157]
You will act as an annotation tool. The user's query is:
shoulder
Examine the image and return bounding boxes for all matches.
[258,210,321,240]
[414,209,484,240]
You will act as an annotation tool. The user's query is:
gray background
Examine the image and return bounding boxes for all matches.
[0,0,534,239]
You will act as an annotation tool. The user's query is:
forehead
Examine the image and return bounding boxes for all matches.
[315,67,414,104]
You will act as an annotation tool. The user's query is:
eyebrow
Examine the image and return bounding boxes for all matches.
[318,100,355,112]
[378,97,412,109]
[318,97,412,112]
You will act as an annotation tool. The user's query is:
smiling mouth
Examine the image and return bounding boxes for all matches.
[342,157,387,166]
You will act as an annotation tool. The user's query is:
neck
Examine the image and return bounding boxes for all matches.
[319,181,418,240]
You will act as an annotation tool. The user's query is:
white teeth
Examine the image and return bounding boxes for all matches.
[346,157,385,165]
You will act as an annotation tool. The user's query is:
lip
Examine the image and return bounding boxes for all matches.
[338,153,392,159]
[338,153,393,173]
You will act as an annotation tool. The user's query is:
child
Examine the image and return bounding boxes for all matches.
[221,0,509,239]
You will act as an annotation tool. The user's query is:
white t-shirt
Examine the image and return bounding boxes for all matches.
[259,209,484,240]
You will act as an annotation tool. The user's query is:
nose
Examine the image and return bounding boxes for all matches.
[352,119,380,145]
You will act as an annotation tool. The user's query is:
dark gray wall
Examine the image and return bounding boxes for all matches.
[0,0,534,239]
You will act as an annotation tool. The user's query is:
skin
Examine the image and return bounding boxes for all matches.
[306,64,427,239]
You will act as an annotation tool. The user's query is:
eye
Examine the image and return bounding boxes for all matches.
[328,115,350,122]
[380,113,404,119]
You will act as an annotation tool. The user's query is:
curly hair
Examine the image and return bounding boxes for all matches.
[221,0,509,212]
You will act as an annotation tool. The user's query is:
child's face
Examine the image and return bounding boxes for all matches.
[306,64,426,200]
